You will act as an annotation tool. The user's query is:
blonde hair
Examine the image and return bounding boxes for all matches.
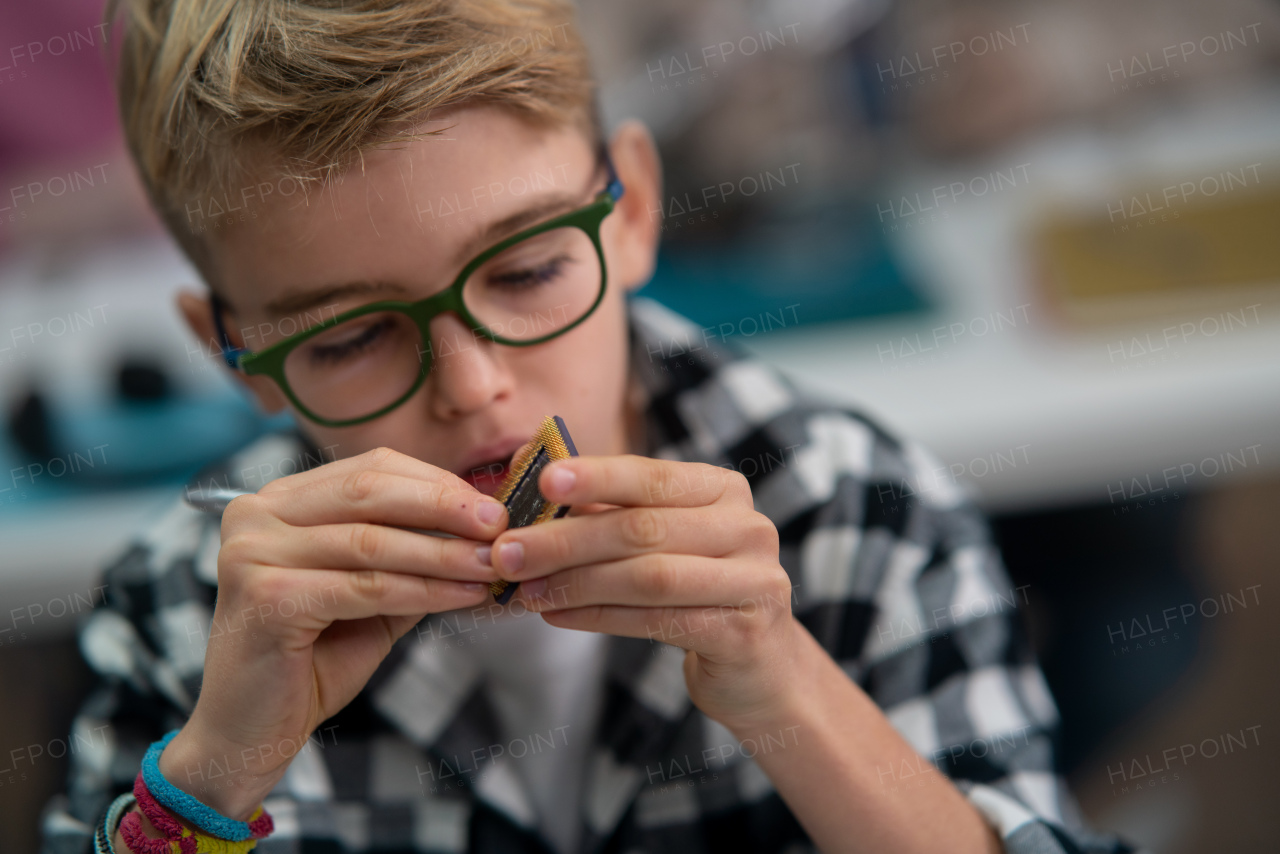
[108,0,600,279]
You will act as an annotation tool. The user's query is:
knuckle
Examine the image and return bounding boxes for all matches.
[640,555,678,599]
[748,513,780,553]
[647,457,676,495]
[341,470,379,506]
[217,532,261,570]
[418,575,443,606]
[350,568,388,599]
[544,570,577,607]
[543,525,574,567]
[622,507,667,549]
[349,523,385,565]
[736,622,768,656]
[748,572,794,626]
[219,493,263,535]
[415,482,445,516]
[694,463,721,493]
[365,446,399,468]
[654,606,682,636]
[258,471,299,494]
[242,570,291,610]
[693,606,729,643]
[771,571,793,611]
[723,470,753,503]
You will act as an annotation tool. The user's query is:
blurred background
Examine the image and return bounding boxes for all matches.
[2,0,1279,850]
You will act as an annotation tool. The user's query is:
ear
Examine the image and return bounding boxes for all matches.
[176,289,288,414]
[603,119,663,294]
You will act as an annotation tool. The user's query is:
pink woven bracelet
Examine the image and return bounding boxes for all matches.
[119,810,193,854]
[246,805,273,839]
[132,773,192,842]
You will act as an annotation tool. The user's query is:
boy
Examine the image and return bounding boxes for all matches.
[42,2,1130,853]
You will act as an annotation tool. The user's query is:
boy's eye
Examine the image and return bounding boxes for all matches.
[459,226,601,341]
[304,315,396,365]
[485,253,575,290]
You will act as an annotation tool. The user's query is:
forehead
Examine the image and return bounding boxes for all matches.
[210,105,595,312]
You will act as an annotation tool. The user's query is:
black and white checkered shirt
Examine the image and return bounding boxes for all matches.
[41,297,1133,854]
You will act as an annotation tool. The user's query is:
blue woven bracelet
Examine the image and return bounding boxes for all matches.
[94,791,136,854]
[140,729,255,841]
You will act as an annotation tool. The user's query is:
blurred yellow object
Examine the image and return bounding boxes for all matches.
[1034,168,1280,327]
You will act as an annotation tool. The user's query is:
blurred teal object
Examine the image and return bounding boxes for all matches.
[0,388,294,506]
[636,200,929,332]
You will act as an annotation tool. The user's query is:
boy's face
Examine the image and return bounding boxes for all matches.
[182,106,662,492]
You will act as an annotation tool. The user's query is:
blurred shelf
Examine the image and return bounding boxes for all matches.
[743,87,1280,511]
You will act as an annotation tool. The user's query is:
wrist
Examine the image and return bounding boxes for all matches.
[713,617,816,738]
[157,723,286,821]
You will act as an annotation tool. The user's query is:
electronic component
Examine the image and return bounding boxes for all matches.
[489,415,578,604]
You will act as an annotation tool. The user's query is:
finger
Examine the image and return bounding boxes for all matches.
[225,566,491,629]
[537,604,741,650]
[537,455,750,509]
[237,471,507,540]
[241,522,498,582]
[256,446,477,498]
[512,554,787,613]
[565,502,618,516]
[493,504,748,579]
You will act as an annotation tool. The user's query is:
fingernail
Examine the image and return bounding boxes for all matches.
[477,499,504,525]
[475,545,492,566]
[520,577,547,605]
[548,466,575,496]
[464,582,487,593]
[498,542,524,574]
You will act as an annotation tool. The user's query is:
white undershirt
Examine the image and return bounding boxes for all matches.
[464,606,610,854]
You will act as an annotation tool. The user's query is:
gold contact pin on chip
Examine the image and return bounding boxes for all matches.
[489,415,578,603]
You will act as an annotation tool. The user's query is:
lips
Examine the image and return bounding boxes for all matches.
[461,458,510,496]
[456,437,528,496]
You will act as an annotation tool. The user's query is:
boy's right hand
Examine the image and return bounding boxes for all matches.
[156,447,506,820]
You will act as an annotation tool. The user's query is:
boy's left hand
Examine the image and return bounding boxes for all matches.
[488,454,800,729]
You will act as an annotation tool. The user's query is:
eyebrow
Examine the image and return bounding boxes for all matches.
[450,190,586,267]
[264,280,408,317]
[261,189,591,318]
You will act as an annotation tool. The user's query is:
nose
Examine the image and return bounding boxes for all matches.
[424,311,512,420]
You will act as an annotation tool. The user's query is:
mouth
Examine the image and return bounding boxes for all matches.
[461,458,510,496]
[457,438,528,496]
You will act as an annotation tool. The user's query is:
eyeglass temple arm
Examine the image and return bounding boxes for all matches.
[602,146,625,202]
[210,292,247,370]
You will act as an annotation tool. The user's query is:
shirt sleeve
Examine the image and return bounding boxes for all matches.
[39,498,222,853]
[36,489,423,854]
[789,418,1136,854]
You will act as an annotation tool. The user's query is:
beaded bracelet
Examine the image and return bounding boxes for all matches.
[140,730,273,842]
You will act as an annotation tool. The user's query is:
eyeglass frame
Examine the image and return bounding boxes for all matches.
[210,149,625,428]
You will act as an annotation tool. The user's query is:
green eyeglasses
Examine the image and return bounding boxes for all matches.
[213,154,624,427]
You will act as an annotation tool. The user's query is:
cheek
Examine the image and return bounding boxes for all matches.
[294,398,435,463]
[516,300,631,452]
[601,212,639,290]
[294,422,385,463]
